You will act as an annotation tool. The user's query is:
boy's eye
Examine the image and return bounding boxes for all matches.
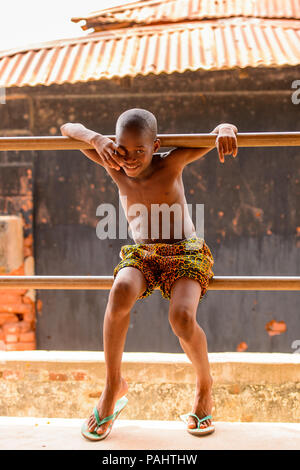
[136,150,144,154]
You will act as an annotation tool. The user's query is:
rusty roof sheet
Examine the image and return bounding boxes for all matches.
[72,0,300,31]
[1,17,300,88]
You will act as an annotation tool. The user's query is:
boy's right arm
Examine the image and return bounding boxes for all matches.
[60,123,125,170]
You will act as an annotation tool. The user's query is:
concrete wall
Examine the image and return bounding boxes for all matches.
[1,66,299,352]
[0,351,299,423]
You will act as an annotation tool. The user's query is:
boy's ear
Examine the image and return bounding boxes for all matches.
[154,138,161,152]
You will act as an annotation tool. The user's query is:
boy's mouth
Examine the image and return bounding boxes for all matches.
[124,164,140,170]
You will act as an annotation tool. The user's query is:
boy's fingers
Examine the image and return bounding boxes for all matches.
[115,145,126,156]
[232,140,238,157]
[229,137,235,154]
[216,132,238,160]
[217,136,225,154]
[109,147,126,167]
[110,151,123,168]
[217,141,224,163]
[225,137,235,155]
[111,142,126,158]
[103,150,121,169]
[108,148,125,168]
[224,137,230,154]
[101,151,113,168]
[228,137,237,157]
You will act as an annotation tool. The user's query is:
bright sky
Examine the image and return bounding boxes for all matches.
[0,0,135,52]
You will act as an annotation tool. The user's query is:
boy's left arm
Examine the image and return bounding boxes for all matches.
[163,123,238,170]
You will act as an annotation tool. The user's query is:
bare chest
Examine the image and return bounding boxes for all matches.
[118,168,183,211]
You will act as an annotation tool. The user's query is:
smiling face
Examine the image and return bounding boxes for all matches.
[116,126,160,178]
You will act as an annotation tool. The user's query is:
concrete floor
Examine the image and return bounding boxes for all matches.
[0,417,299,450]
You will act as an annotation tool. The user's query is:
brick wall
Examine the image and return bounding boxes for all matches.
[0,161,39,350]
[0,265,36,351]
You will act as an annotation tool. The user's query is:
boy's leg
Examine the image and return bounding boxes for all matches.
[168,277,213,430]
[87,266,147,435]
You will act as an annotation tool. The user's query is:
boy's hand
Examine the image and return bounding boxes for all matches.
[60,123,126,171]
[91,135,126,171]
[212,124,238,164]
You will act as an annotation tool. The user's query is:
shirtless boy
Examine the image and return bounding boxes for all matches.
[60,109,238,439]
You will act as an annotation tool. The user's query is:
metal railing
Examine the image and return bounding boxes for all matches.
[0,132,299,292]
[0,276,299,290]
[1,132,300,150]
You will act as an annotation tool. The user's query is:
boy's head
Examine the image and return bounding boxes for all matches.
[115,108,160,177]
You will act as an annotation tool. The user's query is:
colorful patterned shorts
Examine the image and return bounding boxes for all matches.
[113,236,214,301]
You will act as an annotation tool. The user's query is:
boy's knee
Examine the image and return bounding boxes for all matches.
[108,279,137,313]
[168,306,195,340]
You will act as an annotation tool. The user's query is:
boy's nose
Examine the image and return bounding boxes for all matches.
[124,155,137,163]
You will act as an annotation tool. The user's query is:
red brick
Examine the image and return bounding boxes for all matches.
[88,391,101,398]
[71,371,87,381]
[24,246,33,258]
[265,319,287,336]
[49,372,68,381]
[0,303,32,315]
[0,340,6,350]
[0,293,23,304]
[2,369,21,379]
[5,334,19,343]
[19,331,35,342]
[23,311,35,323]
[5,342,19,351]
[16,342,36,351]
[0,288,27,295]
[2,370,13,378]
[22,296,34,305]
[0,314,19,326]
[2,323,20,335]
[236,342,248,352]
[0,328,4,340]
[18,321,32,332]
[7,265,24,276]
[24,234,33,247]
[229,384,241,394]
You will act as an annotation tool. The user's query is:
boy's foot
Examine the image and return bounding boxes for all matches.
[86,377,128,435]
[187,388,213,430]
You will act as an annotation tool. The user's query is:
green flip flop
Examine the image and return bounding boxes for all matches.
[180,412,215,436]
[81,395,128,441]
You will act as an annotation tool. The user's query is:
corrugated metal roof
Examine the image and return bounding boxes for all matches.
[1,18,300,88]
[72,0,300,31]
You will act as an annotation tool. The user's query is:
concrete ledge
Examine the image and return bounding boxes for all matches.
[0,351,299,422]
[2,350,300,363]
[0,417,299,450]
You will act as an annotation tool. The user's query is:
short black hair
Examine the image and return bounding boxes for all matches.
[116,108,157,140]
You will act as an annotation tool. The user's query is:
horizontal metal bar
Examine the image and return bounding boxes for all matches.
[0,276,299,290]
[1,132,300,151]
[6,90,293,101]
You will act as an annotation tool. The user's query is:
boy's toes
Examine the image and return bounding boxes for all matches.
[187,416,197,429]
[96,423,109,435]
[200,419,211,428]
[87,422,95,432]
[87,416,97,432]
[187,416,212,429]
